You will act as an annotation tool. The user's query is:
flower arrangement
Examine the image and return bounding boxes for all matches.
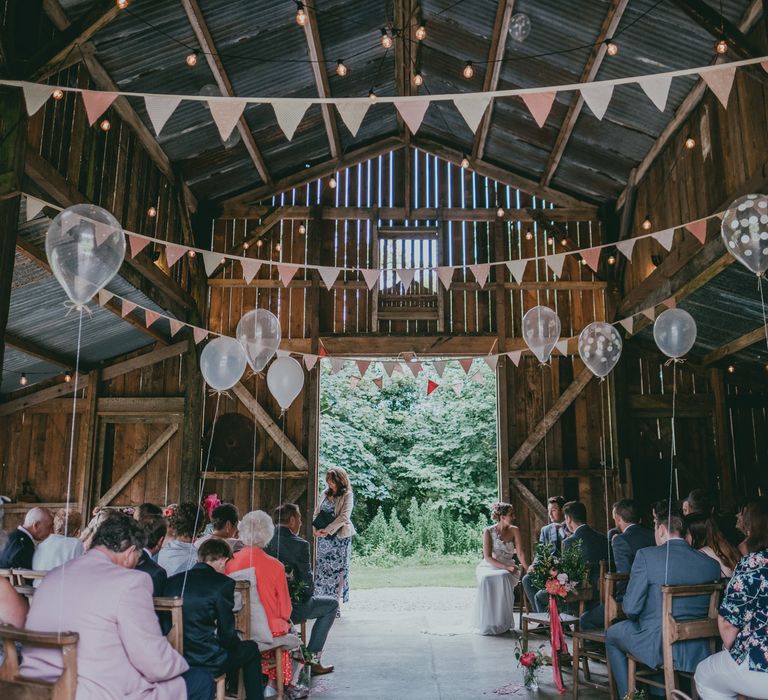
[527,539,587,594]
[514,642,546,690]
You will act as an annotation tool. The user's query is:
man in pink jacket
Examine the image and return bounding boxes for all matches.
[21,512,213,700]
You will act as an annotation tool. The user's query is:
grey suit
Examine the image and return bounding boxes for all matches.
[522,521,568,612]
[605,539,721,698]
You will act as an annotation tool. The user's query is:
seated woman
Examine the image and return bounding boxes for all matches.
[471,502,528,635]
[158,503,204,576]
[694,497,768,700]
[685,513,741,578]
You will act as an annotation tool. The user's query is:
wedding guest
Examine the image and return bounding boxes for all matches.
[734,499,755,556]
[694,497,768,700]
[472,502,528,635]
[0,576,27,628]
[0,506,53,569]
[522,495,568,612]
[136,512,168,596]
[683,489,714,517]
[80,507,111,550]
[21,512,211,700]
[266,503,337,676]
[133,502,163,521]
[195,503,243,554]
[313,467,355,611]
[165,539,263,700]
[31,508,83,577]
[605,510,720,699]
[158,502,204,576]
[685,513,741,578]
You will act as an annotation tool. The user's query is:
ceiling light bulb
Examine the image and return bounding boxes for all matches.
[460,156,470,169]
[186,52,198,67]
[412,73,423,87]
[20,373,28,386]
[368,89,377,101]
[99,119,111,132]
[684,136,696,149]
[715,38,728,55]
[497,207,505,217]
[147,206,157,218]
[641,216,652,231]
[256,240,263,248]
[298,223,306,234]
[328,176,337,188]
[415,25,427,41]
[727,364,736,374]
[275,243,281,252]
[52,89,64,101]
[605,40,618,56]
[243,242,250,250]
[560,238,568,247]
[64,371,72,382]
[116,0,128,8]
[295,2,307,26]
[463,61,474,79]
[187,250,196,258]
[525,229,533,240]
[336,59,348,77]
[380,29,393,49]
[607,255,616,265]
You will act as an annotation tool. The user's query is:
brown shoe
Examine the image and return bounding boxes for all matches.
[311,662,335,675]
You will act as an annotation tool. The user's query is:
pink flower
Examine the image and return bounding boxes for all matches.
[545,578,568,598]
[520,652,537,668]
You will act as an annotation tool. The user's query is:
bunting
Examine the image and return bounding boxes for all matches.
[453,95,491,133]
[193,328,208,344]
[685,219,708,245]
[396,268,415,289]
[555,340,569,355]
[361,269,379,290]
[521,91,556,128]
[581,247,601,273]
[433,360,447,378]
[642,307,656,321]
[484,355,498,371]
[169,319,184,337]
[580,83,613,120]
[121,299,137,317]
[451,383,463,396]
[427,379,439,396]
[208,99,245,141]
[336,101,370,137]
[145,309,160,328]
[165,244,186,268]
[546,253,566,278]
[277,264,300,288]
[459,358,474,374]
[128,235,151,259]
[304,354,319,371]
[507,259,527,285]
[25,196,46,221]
[616,238,637,261]
[81,90,117,125]
[330,358,345,375]
[202,251,221,277]
[437,266,455,290]
[22,84,56,116]
[654,229,675,251]
[637,75,672,112]
[506,350,522,367]
[356,360,370,377]
[272,100,311,140]
[97,289,114,306]
[144,95,181,136]
[702,67,736,109]
[317,266,340,291]
[619,317,634,335]
[469,263,490,288]
[382,361,398,377]
[395,99,430,133]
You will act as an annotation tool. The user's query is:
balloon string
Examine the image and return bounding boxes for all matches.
[599,378,612,570]
[251,379,258,512]
[759,275,768,351]
[664,363,677,586]
[540,363,550,502]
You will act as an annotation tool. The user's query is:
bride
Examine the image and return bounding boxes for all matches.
[472,502,528,635]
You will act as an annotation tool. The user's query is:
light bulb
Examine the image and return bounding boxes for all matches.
[641,216,652,231]
[186,52,198,67]
[380,29,393,49]
[496,207,505,217]
[460,156,470,169]
[605,40,618,56]
[275,243,281,252]
[256,240,263,248]
[52,89,64,101]
[525,229,533,240]
[99,119,111,132]
[415,25,427,41]
[412,73,423,87]
[463,61,474,79]
[147,206,157,218]
[295,2,307,26]
[560,238,568,247]
[579,259,586,266]
[298,223,306,234]
[607,255,616,265]
[329,176,337,188]
[336,59,348,77]
[727,364,736,374]
[243,242,250,250]
[187,250,196,258]
[368,89,377,101]
[715,38,728,55]
[684,136,696,149]
[116,0,128,8]
[64,372,72,383]
[20,373,28,386]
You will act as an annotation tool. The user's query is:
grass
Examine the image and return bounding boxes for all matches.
[350,559,477,589]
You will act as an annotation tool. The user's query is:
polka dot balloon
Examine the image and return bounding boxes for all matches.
[721,194,768,275]
[578,322,623,378]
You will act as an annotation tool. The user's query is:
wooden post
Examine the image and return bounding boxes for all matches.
[180,336,203,502]
[709,368,735,508]
[77,369,101,517]
[493,220,511,500]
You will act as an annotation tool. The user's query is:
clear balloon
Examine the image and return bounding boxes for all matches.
[236,309,282,373]
[578,322,623,378]
[721,194,768,275]
[46,204,125,306]
[653,308,697,359]
[267,356,305,411]
[200,337,247,391]
[523,306,561,364]
[509,13,531,42]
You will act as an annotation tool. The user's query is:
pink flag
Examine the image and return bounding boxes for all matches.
[469,263,490,288]
[507,259,527,285]
[193,327,208,344]
[382,361,398,377]
[663,297,677,309]
[165,244,186,268]
[304,354,319,371]
[128,235,150,259]
[581,247,601,272]
[433,360,447,378]
[616,238,636,261]
[169,319,184,337]
[361,269,379,290]
[394,99,430,134]
[121,299,137,318]
[653,228,675,251]
[407,362,422,378]
[93,221,112,246]
[642,307,656,321]
[506,350,522,366]
[396,268,414,289]
[702,66,736,109]
[373,377,384,389]
[241,259,261,284]
[451,383,462,396]
[356,360,370,377]
[459,358,474,375]
[546,253,566,278]
[685,219,708,245]
[521,91,556,128]
[278,264,300,288]
[427,379,439,396]
[484,355,498,371]
[317,266,340,291]
[619,318,634,335]
[81,90,117,125]
[437,266,454,290]
[97,289,114,306]
[145,309,160,328]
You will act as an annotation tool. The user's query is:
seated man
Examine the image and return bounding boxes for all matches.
[20,512,211,700]
[164,538,263,700]
[195,502,244,554]
[266,503,337,675]
[0,506,53,569]
[522,496,568,612]
[136,512,168,596]
[32,508,83,576]
[605,510,721,699]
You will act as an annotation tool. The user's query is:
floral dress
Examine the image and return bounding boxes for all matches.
[314,497,352,603]
[718,548,768,672]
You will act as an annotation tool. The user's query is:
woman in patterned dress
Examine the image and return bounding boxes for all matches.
[313,468,355,613]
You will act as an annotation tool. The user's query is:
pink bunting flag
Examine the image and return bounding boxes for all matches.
[507,260,527,285]
[207,99,246,141]
[165,244,186,268]
[361,269,379,290]
[169,319,184,337]
[459,358,474,375]
[663,297,677,309]
[407,362,423,378]
[396,268,415,289]
[642,307,656,321]
[356,360,370,377]
[202,251,222,277]
[433,360,447,378]
[506,350,522,367]
[546,253,566,278]
[395,99,430,134]
[471,372,485,385]
[193,327,208,344]
[277,264,300,288]
[81,90,118,125]
[121,299,137,318]
[521,91,556,128]
[93,222,113,247]
[469,263,490,288]
[373,377,384,389]
[619,318,634,335]
[484,355,498,371]
[22,83,56,116]
[25,196,46,221]
[451,383,462,396]
[330,358,345,375]
[427,379,439,396]
[581,247,602,273]
[653,228,675,251]
[437,266,454,290]
[350,376,360,389]
[382,361,398,377]
[145,309,160,328]
[616,238,637,261]
[97,289,114,306]
[317,266,340,291]
[685,219,708,245]
[702,66,736,109]
[128,235,151,259]
[241,259,261,284]
[304,354,319,371]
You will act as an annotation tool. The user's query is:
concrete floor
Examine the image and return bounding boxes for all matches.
[307,588,609,700]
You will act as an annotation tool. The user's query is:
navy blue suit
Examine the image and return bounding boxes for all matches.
[605,539,721,698]
[0,527,35,569]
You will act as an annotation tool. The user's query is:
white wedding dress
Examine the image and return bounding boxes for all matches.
[472,526,520,635]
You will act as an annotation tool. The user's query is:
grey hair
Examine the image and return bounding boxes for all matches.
[238,510,275,548]
[24,507,52,527]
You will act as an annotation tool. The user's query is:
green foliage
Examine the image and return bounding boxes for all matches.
[528,539,587,590]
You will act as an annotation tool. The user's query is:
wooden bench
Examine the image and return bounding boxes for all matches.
[153,596,184,654]
[12,569,48,587]
[628,582,723,700]
[0,623,79,700]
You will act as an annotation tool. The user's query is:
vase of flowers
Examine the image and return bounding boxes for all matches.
[515,643,545,690]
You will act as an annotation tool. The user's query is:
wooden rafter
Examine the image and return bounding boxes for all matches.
[670,0,762,59]
[540,0,630,188]
[302,3,341,159]
[212,205,283,277]
[4,332,76,369]
[510,478,548,521]
[702,325,768,365]
[180,0,272,186]
[472,0,515,161]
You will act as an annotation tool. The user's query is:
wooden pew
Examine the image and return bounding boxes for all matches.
[0,623,78,700]
[153,597,184,654]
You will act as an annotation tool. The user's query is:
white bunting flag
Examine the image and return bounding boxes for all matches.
[616,238,637,261]
[121,299,137,318]
[396,268,414,289]
[97,289,114,306]
[81,90,118,125]
[619,317,634,335]
[637,76,672,112]
[451,382,463,396]
[350,376,360,389]
[546,253,566,278]
[453,95,491,133]
[304,354,319,371]
[277,264,299,287]
[241,259,261,284]
[507,259,527,285]
[433,360,447,378]
[272,100,311,140]
[506,350,522,367]
[521,91,557,128]
[361,269,379,290]
[382,361,398,377]
[356,360,370,377]
[93,222,113,247]
[25,196,46,221]
[202,251,221,277]
[555,339,569,355]
[22,83,56,116]
[471,371,485,385]
[169,319,184,337]
[208,99,245,141]
[653,228,675,251]
[336,101,370,137]
[484,355,498,371]
[702,66,736,109]
[580,83,614,120]
[330,358,346,375]
[144,95,181,136]
[437,266,454,290]
[395,99,430,134]
[165,244,186,268]
[193,328,208,344]
[469,263,490,288]
[642,307,656,321]
[317,266,340,291]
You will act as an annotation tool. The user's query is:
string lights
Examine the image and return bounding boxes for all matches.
[185,52,198,67]
[147,206,157,218]
[335,59,348,77]
[116,0,129,8]
[298,223,306,234]
[52,89,64,101]
[19,373,28,386]
[641,216,652,231]
[412,73,424,87]
[462,61,474,79]
[714,38,728,55]
[727,363,736,373]
[295,1,307,26]
[685,136,696,149]
[187,250,196,258]
[64,372,72,383]
[415,25,427,41]
[380,28,393,49]
[368,89,377,101]
[525,228,533,240]
[460,155,470,169]
[496,207,505,217]
[607,255,616,265]
[328,176,337,188]
[605,40,618,56]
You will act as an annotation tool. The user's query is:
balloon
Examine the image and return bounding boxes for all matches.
[200,337,247,391]
[721,194,768,275]
[578,322,623,378]
[236,309,281,373]
[509,13,531,42]
[523,306,561,363]
[653,308,697,359]
[46,203,125,306]
[267,356,304,411]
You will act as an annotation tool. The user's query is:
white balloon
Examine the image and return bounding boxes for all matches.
[236,309,281,372]
[46,204,125,306]
[523,306,561,364]
[653,308,697,359]
[721,194,768,275]
[578,322,622,378]
[509,13,531,42]
[200,337,247,391]
[267,356,304,411]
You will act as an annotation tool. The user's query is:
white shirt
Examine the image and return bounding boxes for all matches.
[32,534,84,583]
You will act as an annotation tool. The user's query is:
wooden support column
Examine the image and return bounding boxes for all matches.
[77,369,101,517]
[180,336,204,502]
[710,368,735,507]
[493,220,511,500]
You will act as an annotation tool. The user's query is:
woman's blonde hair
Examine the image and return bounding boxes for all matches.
[238,510,275,548]
[491,502,515,522]
[324,467,351,497]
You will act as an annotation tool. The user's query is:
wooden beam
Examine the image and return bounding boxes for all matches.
[510,477,548,521]
[540,0,630,187]
[0,374,90,416]
[231,382,309,472]
[204,471,309,480]
[302,3,340,159]
[179,0,272,185]
[77,368,100,517]
[96,397,186,416]
[101,341,188,380]
[629,393,714,417]
[509,365,594,470]
[95,423,178,507]
[213,205,283,277]
[702,325,768,365]
[472,0,515,161]
[672,0,763,59]
[4,332,76,368]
